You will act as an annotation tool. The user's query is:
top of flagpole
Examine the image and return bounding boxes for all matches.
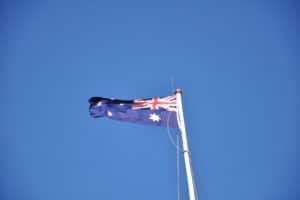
[174,88,183,94]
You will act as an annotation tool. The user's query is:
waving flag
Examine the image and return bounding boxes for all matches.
[89,95,178,128]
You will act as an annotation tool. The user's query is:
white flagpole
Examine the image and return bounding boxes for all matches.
[175,89,196,200]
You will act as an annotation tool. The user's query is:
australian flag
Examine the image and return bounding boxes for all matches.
[89,95,179,128]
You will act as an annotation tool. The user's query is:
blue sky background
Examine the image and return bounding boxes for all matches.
[1,0,298,200]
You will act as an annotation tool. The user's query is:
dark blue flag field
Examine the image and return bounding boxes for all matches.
[89,95,178,128]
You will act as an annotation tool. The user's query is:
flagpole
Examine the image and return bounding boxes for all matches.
[175,89,196,200]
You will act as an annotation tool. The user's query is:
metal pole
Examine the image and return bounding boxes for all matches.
[175,89,196,200]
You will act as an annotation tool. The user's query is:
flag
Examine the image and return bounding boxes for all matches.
[89,94,178,128]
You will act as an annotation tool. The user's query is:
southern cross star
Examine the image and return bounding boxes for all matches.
[107,111,113,117]
[149,113,161,122]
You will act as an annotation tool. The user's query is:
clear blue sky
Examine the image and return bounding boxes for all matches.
[1,0,298,200]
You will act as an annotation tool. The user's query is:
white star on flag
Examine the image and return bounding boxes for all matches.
[107,111,113,117]
[149,113,161,122]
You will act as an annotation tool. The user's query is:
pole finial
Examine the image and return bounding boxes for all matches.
[174,88,183,94]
